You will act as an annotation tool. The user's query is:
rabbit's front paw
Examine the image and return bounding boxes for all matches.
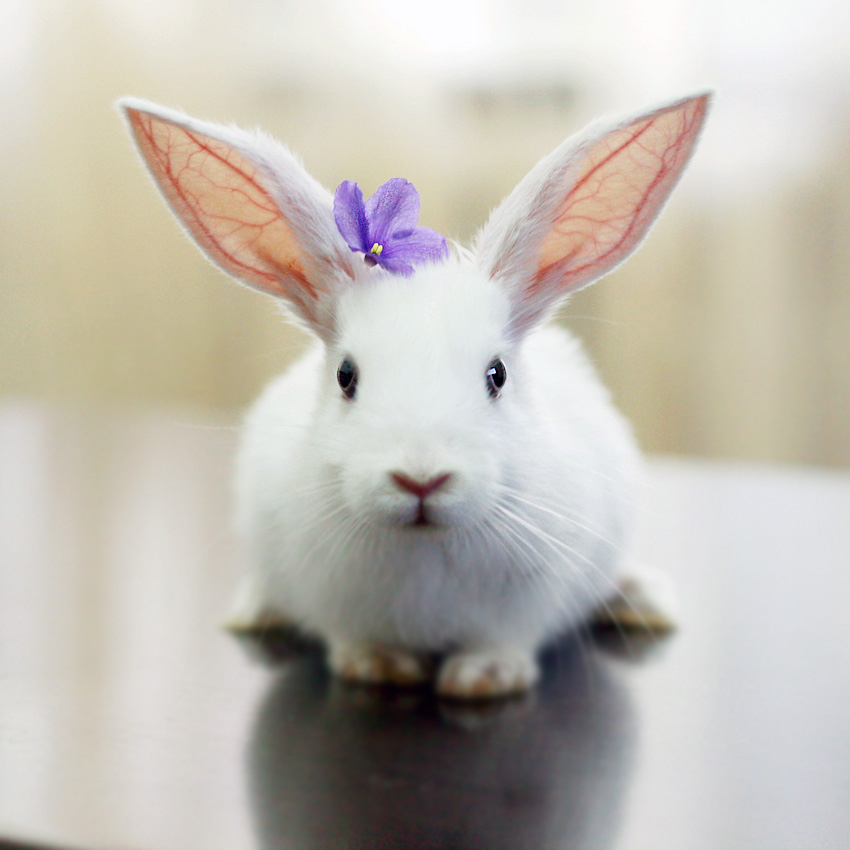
[329,642,432,687]
[437,649,538,700]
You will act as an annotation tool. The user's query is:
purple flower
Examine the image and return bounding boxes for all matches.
[333,178,449,276]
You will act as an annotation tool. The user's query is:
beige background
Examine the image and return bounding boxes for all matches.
[2,0,849,466]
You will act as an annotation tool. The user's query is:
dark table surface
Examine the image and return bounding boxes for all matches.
[1,402,848,850]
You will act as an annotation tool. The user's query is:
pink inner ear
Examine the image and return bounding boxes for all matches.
[128,110,317,301]
[535,95,708,292]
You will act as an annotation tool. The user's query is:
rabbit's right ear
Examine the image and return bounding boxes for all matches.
[118,98,357,339]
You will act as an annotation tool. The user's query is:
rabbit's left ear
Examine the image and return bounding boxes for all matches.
[475,93,710,336]
[118,98,357,339]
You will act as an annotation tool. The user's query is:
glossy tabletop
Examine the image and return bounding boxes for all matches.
[1,402,848,850]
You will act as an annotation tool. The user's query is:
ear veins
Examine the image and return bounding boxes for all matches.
[531,96,707,293]
[538,119,658,286]
[130,111,317,301]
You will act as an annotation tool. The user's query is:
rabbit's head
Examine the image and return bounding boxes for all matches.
[119,94,709,531]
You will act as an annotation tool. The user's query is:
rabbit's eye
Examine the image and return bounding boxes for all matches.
[486,358,507,399]
[337,357,358,400]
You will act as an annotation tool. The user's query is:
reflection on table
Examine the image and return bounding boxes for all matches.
[1,403,849,850]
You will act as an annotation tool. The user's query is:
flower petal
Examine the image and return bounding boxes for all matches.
[379,226,449,275]
[365,178,421,243]
[334,181,371,252]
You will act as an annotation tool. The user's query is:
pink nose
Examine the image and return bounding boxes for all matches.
[391,472,453,500]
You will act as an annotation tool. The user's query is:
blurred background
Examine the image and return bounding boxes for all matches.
[2,0,849,467]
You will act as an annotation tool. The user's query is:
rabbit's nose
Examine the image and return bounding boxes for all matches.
[390,472,453,500]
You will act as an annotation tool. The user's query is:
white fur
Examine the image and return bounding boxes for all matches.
[119,93,710,698]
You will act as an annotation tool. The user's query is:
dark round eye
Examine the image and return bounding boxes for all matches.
[337,357,358,400]
[486,357,507,399]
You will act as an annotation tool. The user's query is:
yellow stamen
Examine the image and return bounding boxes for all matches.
[369,242,384,256]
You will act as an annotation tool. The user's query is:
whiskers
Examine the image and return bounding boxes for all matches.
[477,482,657,649]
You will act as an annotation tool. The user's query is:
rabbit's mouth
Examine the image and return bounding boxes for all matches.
[399,500,452,530]
[412,503,435,527]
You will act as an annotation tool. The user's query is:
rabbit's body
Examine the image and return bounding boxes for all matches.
[236,264,640,658]
[119,91,708,696]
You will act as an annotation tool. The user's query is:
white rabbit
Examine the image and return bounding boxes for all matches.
[119,92,709,699]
